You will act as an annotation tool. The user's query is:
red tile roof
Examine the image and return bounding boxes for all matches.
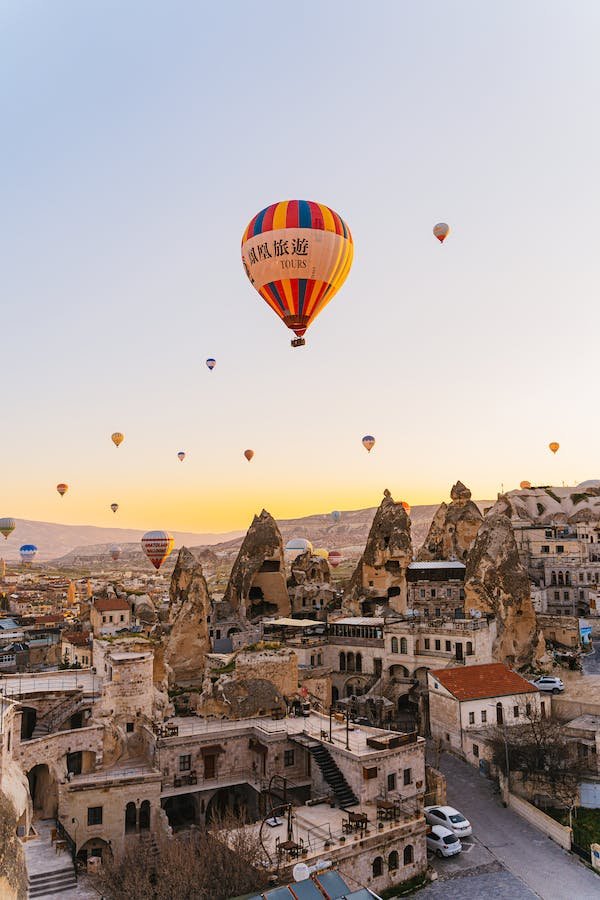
[430,663,538,701]
[32,614,63,624]
[93,597,130,613]
[63,631,91,647]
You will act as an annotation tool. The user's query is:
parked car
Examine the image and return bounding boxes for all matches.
[425,805,472,837]
[426,825,462,858]
[532,675,564,694]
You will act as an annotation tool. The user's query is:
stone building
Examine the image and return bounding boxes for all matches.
[89,597,131,637]
[406,561,466,617]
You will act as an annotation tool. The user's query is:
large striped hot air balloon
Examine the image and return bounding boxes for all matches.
[20,544,38,563]
[0,518,16,540]
[328,550,342,568]
[141,531,174,570]
[241,200,354,347]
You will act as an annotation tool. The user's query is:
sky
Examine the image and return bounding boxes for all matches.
[2,0,600,534]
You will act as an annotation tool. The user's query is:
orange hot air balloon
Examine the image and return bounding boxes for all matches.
[141,531,174,570]
[549,442,560,454]
[244,449,255,462]
[56,483,68,497]
[241,200,353,348]
[433,222,450,243]
[401,501,411,515]
[110,503,119,514]
[520,481,531,490]
[111,432,124,448]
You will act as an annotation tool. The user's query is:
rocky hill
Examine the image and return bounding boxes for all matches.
[492,481,600,525]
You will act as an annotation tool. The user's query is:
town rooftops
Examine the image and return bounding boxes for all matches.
[93,597,130,613]
[63,631,91,647]
[430,662,538,701]
[31,614,63,625]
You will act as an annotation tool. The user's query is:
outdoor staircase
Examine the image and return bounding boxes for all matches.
[24,821,77,898]
[297,738,358,809]
[28,866,77,898]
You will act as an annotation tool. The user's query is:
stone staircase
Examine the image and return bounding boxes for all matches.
[24,821,77,899]
[293,736,358,808]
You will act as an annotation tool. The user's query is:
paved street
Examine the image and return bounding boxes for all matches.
[582,639,600,676]
[432,752,600,899]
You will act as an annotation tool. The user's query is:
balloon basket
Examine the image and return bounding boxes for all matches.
[291,337,306,348]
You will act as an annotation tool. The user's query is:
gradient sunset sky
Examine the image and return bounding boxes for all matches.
[3,1,600,534]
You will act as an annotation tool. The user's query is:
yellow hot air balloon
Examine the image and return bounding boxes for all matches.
[313,548,329,560]
[520,480,531,490]
[111,432,124,448]
[549,442,560,454]
[241,200,353,348]
[56,483,68,497]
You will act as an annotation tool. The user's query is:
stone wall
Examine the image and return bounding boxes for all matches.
[235,649,298,697]
[0,792,28,900]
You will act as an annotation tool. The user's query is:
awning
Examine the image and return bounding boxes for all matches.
[200,744,224,756]
[263,618,322,628]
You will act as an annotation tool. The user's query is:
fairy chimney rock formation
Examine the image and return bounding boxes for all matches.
[463,512,545,668]
[164,547,211,686]
[222,509,289,620]
[346,490,412,614]
[288,551,337,616]
[418,480,483,562]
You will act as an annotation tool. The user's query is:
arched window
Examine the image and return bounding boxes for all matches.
[558,571,564,586]
[372,856,383,877]
[403,844,414,865]
[347,652,355,673]
[310,655,315,667]
[496,702,503,725]
[139,800,150,831]
[125,801,137,834]
[565,572,571,585]
[551,571,557,585]
[317,653,322,666]
[391,637,399,654]
[466,641,473,656]
[388,850,399,870]
[356,653,362,673]
[339,652,346,672]
[400,637,408,654]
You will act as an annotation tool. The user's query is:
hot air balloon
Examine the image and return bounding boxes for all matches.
[331,510,341,524]
[433,222,450,243]
[241,200,354,347]
[177,451,186,462]
[520,481,531,490]
[285,538,313,563]
[56,483,68,497]
[0,518,15,540]
[19,544,38,563]
[110,544,122,561]
[141,531,174,571]
[111,432,124,448]
[244,449,254,462]
[110,503,119,514]
[362,435,375,453]
[206,358,216,371]
[401,501,411,515]
[328,550,342,568]
[549,442,560,454]
[313,548,329,560]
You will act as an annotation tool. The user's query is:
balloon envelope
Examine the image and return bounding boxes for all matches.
[110,503,119,514]
[244,449,254,462]
[56,483,68,497]
[328,550,342,568]
[285,538,313,562]
[110,544,122,561]
[177,451,186,462]
[241,200,354,345]
[401,501,411,515]
[19,544,37,562]
[141,531,174,570]
[549,442,560,454]
[362,435,376,452]
[0,518,16,540]
[111,432,124,448]
[433,222,450,243]
[519,481,532,490]
[313,548,329,560]
[331,510,341,524]
[206,358,216,370]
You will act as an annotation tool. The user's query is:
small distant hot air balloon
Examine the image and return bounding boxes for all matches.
[241,200,354,348]
[331,510,341,524]
[56,483,68,497]
[110,544,122,561]
[520,481,531,490]
[141,530,174,570]
[110,503,119,514]
[111,432,124,448]
[0,518,16,540]
[206,358,216,371]
[362,435,376,453]
[433,222,450,243]
[328,550,342,568]
[177,451,186,462]
[549,442,560,454]
[20,544,37,563]
[244,449,254,462]
[401,501,411,515]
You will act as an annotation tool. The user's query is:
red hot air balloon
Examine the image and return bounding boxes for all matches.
[141,531,174,570]
[57,483,68,497]
[328,550,342,568]
[244,449,254,462]
[110,544,121,561]
[401,501,411,515]
[433,223,450,243]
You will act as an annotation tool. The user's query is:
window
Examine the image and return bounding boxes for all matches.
[387,772,396,791]
[496,703,503,725]
[554,591,560,601]
[545,529,553,538]
[372,857,383,877]
[541,545,550,554]
[473,743,479,758]
[179,754,191,772]
[434,640,441,651]
[403,844,414,865]
[557,545,564,554]
[125,801,137,834]
[541,701,546,718]
[445,640,451,652]
[109,615,113,623]
[102,615,107,624]
[403,768,412,786]
[339,652,346,671]
[446,587,452,597]
[347,652,355,672]
[430,588,436,598]
[388,850,399,870]
[419,588,426,598]
[284,749,295,767]
[424,638,430,650]
[126,722,134,733]
[525,703,532,717]
[468,712,475,724]
[400,637,407,654]
[466,641,473,656]
[391,637,398,654]
[87,806,102,826]
[356,653,362,673]
[513,706,519,718]
[435,608,441,618]
[481,710,487,724]
[564,591,570,600]
[120,614,125,622]
[139,800,150,831]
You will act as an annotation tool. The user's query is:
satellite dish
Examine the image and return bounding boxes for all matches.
[293,862,310,882]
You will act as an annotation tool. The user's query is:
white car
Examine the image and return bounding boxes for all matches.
[425,805,472,837]
[426,824,462,858]
[533,675,564,694]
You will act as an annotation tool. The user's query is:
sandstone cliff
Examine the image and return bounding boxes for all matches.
[464,512,546,668]
[492,483,600,525]
[165,547,211,686]
[288,551,338,616]
[418,481,483,562]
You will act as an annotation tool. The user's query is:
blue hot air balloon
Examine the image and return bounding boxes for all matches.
[331,510,341,524]
[206,358,216,371]
[19,544,38,563]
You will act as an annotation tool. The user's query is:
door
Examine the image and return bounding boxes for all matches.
[455,643,463,661]
[204,754,216,779]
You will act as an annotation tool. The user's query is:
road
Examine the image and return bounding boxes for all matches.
[582,639,600,675]
[432,753,599,900]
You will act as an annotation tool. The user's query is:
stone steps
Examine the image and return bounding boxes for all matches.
[28,867,77,897]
